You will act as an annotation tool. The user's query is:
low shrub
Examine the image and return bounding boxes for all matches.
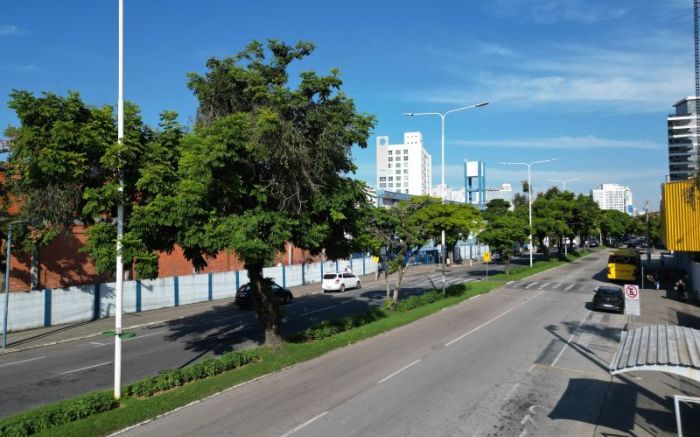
[292,308,386,342]
[125,350,259,398]
[0,392,118,437]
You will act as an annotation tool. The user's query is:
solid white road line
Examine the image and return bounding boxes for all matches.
[445,290,546,347]
[300,305,337,317]
[280,411,329,437]
[551,310,591,368]
[377,359,422,384]
[59,361,111,375]
[503,382,520,401]
[0,355,46,368]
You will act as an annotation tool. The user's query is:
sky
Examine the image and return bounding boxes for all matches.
[0,0,695,210]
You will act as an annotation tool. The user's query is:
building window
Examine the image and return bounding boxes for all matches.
[396,176,401,181]
[396,163,401,168]
[388,176,393,181]
[388,157,393,162]
[388,150,392,155]
[388,183,393,188]
[396,170,401,174]
[404,156,408,161]
[404,169,408,174]
[388,163,391,168]
[379,177,386,182]
[396,149,401,155]
[404,149,408,154]
[404,182,409,187]
[379,183,386,188]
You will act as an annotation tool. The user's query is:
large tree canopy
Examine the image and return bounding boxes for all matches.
[135,40,375,345]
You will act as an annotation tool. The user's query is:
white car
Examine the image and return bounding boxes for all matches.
[322,272,361,292]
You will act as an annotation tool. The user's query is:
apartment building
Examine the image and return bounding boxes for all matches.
[668,96,700,181]
[376,132,432,195]
[591,183,633,215]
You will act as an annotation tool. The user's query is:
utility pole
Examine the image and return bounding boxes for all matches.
[114,0,125,400]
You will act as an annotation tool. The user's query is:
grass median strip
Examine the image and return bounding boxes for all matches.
[5,250,597,437]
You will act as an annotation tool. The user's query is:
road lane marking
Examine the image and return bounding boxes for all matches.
[551,310,591,368]
[524,282,539,289]
[90,331,164,347]
[564,284,576,291]
[301,305,337,316]
[468,295,481,300]
[537,283,549,290]
[59,361,111,375]
[280,411,328,437]
[377,359,422,384]
[445,290,546,347]
[504,382,520,401]
[0,355,46,368]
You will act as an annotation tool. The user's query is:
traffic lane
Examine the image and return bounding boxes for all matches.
[116,284,563,437]
[0,270,477,417]
[298,284,593,437]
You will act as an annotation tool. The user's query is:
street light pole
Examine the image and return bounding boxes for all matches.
[545,178,581,191]
[502,159,557,267]
[403,102,489,290]
[114,0,125,400]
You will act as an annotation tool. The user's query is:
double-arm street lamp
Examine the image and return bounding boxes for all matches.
[402,102,489,288]
[502,159,558,268]
[545,178,581,191]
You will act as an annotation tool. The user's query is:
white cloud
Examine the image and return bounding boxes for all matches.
[489,0,627,24]
[0,25,25,36]
[452,135,664,151]
[0,64,38,72]
[408,31,693,113]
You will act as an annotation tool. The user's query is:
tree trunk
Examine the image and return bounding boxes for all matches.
[247,265,283,348]
[505,258,510,274]
[31,246,39,290]
[392,264,409,305]
[384,269,390,300]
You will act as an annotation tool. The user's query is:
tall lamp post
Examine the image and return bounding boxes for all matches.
[114,0,125,400]
[502,159,557,267]
[545,178,581,191]
[403,102,489,290]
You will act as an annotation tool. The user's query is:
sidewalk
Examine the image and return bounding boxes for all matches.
[1,261,482,353]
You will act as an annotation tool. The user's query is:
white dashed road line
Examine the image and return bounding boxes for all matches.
[0,355,46,368]
[551,310,591,368]
[59,361,111,375]
[280,411,329,437]
[300,305,338,317]
[377,359,422,384]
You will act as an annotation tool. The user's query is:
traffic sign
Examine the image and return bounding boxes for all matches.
[483,252,491,263]
[623,284,640,316]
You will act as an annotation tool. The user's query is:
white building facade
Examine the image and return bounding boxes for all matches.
[591,183,634,215]
[431,184,465,203]
[485,183,514,204]
[668,97,700,181]
[376,132,432,195]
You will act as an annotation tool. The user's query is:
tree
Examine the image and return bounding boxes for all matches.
[412,200,483,263]
[512,193,528,209]
[532,188,574,256]
[600,209,631,244]
[4,91,182,283]
[570,194,600,246]
[478,211,527,273]
[482,199,511,223]
[136,40,375,346]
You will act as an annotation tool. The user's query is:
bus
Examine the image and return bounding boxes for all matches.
[607,249,640,282]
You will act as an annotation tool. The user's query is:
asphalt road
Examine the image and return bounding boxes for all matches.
[0,262,492,418]
[118,250,679,437]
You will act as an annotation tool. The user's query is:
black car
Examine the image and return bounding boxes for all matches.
[235,281,293,308]
[592,286,624,313]
[587,239,599,248]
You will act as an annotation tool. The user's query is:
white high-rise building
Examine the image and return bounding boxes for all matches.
[591,183,634,215]
[376,132,432,195]
[668,97,700,181]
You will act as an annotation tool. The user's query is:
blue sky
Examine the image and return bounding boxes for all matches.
[0,0,695,210]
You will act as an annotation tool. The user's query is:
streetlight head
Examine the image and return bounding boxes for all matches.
[476,101,489,107]
[402,112,414,116]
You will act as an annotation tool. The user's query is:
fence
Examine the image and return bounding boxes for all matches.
[2,256,377,333]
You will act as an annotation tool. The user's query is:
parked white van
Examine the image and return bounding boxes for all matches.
[322,272,361,292]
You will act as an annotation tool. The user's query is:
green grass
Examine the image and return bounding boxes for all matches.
[24,250,596,437]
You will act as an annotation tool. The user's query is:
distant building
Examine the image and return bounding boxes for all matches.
[376,132,432,196]
[667,97,700,181]
[591,183,633,215]
[464,160,485,205]
[431,184,465,203]
[485,183,514,204]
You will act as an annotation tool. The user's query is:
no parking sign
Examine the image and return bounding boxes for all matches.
[624,284,641,316]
